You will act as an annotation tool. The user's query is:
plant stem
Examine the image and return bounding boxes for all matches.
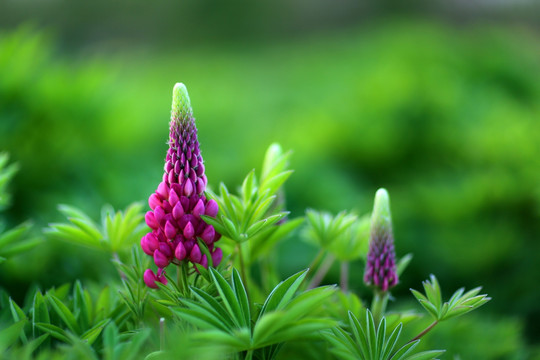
[409,320,438,343]
[177,262,189,297]
[307,249,324,275]
[159,317,165,351]
[237,243,250,300]
[370,290,389,325]
[308,254,335,289]
[340,261,349,292]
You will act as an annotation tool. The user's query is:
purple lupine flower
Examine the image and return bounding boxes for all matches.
[363,188,398,292]
[141,83,222,288]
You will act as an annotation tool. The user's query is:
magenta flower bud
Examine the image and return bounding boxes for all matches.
[144,233,159,252]
[183,178,193,197]
[363,188,398,292]
[157,181,169,200]
[183,221,195,239]
[149,193,161,210]
[154,249,170,268]
[164,220,177,239]
[145,211,159,230]
[175,241,187,260]
[190,244,202,263]
[211,247,223,267]
[172,202,185,220]
[192,199,205,218]
[141,236,154,255]
[200,255,208,269]
[154,206,165,226]
[144,269,159,289]
[200,225,215,245]
[169,189,179,206]
[140,83,223,287]
[205,199,219,217]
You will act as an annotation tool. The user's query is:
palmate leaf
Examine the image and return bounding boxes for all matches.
[0,221,43,261]
[410,275,491,321]
[173,267,336,359]
[303,209,358,252]
[326,310,445,360]
[45,203,146,253]
[202,143,292,246]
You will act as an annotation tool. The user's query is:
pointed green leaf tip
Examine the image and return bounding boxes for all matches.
[372,188,392,234]
[171,82,192,120]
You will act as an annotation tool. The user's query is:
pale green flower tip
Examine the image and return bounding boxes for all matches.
[372,188,392,229]
[171,82,192,119]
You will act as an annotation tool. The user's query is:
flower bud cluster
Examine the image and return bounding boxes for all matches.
[141,83,222,288]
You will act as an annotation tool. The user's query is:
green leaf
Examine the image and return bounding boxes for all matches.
[259,269,308,316]
[9,298,28,344]
[403,350,446,360]
[47,293,81,335]
[231,268,250,327]
[209,268,243,327]
[0,319,27,352]
[81,319,109,345]
[34,323,71,344]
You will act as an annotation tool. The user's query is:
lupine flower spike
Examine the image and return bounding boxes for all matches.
[364,188,398,292]
[141,83,222,288]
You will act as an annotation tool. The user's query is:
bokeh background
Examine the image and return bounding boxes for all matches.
[1,0,540,358]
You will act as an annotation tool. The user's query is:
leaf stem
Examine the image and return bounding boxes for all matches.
[308,253,335,289]
[237,243,250,300]
[307,249,324,276]
[159,317,165,351]
[340,261,349,292]
[409,320,438,343]
[371,290,389,325]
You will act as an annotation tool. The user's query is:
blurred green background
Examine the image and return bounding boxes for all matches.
[1,0,540,357]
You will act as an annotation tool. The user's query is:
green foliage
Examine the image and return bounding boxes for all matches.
[45,203,146,254]
[327,310,445,360]
[304,210,369,262]
[0,152,18,211]
[410,275,491,322]
[202,143,293,247]
[0,153,43,264]
[172,268,336,359]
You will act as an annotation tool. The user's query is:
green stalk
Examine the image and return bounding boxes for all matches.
[409,320,438,343]
[340,261,349,292]
[371,290,389,325]
[307,249,324,276]
[237,243,250,300]
[308,253,335,289]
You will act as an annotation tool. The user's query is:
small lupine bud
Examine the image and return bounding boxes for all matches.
[145,233,159,252]
[164,220,177,239]
[183,179,193,197]
[159,242,172,258]
[205,199,219,217]
[154,206,165,225]
[157,182,169,200]
[200,225,215,245]
[363,188,398,292]
[200,255,208,268]
[141,236,154,255]
[144,269,159,289]
[211,247,223,267]
[169,189,179,206]
[175,241,187,260]
[145,211,159,230]
[183,221,195,239]
[154,249,170,268]
[172,202,184,220]
[192,199,205,218]
[149,193,161,210]
[196,179,205,194]
[190,244,202,263]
